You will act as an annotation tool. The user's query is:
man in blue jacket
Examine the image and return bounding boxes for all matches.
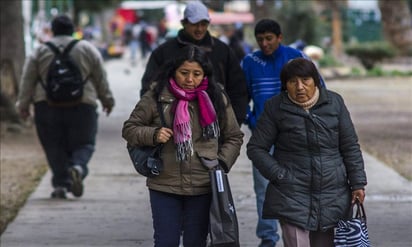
[241,19,324,247]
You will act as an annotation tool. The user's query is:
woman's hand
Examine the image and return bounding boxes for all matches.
[351,189,365,204]
[156,127,173,144]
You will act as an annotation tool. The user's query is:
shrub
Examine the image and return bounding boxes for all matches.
[318,53,342,67]
[345,42,396,70]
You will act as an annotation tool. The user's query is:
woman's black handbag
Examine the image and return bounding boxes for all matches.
[334,199,371,247]
[127,100,166,178]
[127,144,163,177]
[209,166,240,247]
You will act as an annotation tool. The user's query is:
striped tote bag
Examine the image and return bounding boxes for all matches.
[334,200,371,247]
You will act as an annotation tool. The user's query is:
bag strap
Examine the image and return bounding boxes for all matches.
[39,42,60,90]
[62,39,88,83]
[156,99,166,127]
[44,39,78,55]
[44,41,60,55]
[351,199,367,222]
[152,99,166,153]
[126,98,166,151]
[62,39,79,56]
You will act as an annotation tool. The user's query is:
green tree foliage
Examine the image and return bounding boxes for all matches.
[273,0,327,46]
[72,0,123,24]
[73,0,122,13]
[30,0,123,24]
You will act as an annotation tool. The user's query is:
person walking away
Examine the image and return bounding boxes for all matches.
[139,24,152,63]
[16,15,115,199]
[122,45,244,246]
[219,24,246,63]
[140,1,248,126]
[247,58,367,247]
[124,21,141,66]
[241,19,325,247]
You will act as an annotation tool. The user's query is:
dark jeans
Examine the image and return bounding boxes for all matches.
[149,189,211,247]
[34,101,97,189]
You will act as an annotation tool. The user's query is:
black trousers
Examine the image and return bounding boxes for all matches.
[34,101,97,189]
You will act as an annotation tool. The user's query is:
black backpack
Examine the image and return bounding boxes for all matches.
[41,40,86,104]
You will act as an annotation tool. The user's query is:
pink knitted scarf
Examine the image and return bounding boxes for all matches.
[169,77,219,161]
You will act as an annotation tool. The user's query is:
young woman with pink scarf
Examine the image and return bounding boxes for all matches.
[122,45,244,246]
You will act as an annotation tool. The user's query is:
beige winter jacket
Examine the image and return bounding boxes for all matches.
[122,87,244,195]
[17,35,114,111]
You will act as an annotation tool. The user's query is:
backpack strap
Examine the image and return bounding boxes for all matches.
[39,42,60,89]
[44,39,79,55]
[62,39,79,56]
[44,41,61,55]
[63,40,88,83]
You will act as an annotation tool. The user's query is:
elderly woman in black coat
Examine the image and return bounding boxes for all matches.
[247,58,367,247]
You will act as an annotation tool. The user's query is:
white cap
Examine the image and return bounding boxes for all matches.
[183,1,210,23]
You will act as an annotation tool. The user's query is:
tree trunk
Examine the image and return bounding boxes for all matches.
[331,5,343,57]
[379,0,412,54]
[0,0,25,123]
[249,0,277,22]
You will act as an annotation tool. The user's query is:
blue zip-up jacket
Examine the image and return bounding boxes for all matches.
[242,44,313,129]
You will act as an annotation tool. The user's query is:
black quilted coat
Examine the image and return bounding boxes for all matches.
[247,87,367,231]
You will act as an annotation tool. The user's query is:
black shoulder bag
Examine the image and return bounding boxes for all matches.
[127,100,166,177]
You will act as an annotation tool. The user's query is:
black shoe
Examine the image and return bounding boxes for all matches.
[51,187,67,199]
[69,166,84,197]
[259,239,276,247]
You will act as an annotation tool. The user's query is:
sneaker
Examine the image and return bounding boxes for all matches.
[259,239,276,247]
[51,187,67,199]
[69,166,84,197]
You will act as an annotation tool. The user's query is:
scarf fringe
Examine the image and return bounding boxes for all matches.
[176,140,193,161]
[174,122,191,143]
[203,121,220,139]
[175,121,220,161]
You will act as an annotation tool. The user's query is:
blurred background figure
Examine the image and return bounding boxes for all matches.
[138,22,153,63]
[219,24,248,63]
[123,20,142,66]
[289,39,306,51]
[36,22,52,44]
[303,45,324,68]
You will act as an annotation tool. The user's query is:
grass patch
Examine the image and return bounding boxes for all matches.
[0,162,47,234]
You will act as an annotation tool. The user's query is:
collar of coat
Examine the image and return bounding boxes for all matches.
[176,29,214,52]
[280,87,330,114]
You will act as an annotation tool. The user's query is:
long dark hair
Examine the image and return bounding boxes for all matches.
[153,45,227,121]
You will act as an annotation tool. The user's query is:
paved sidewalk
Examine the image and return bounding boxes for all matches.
[1,58,411,247]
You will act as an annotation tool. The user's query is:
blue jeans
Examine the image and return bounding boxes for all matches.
[149,189,211,247]
[253,156,280,245]
[129,40,139,62]
[34,102,97,189]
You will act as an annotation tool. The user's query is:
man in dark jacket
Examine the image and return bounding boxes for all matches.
[140,1,248,125]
